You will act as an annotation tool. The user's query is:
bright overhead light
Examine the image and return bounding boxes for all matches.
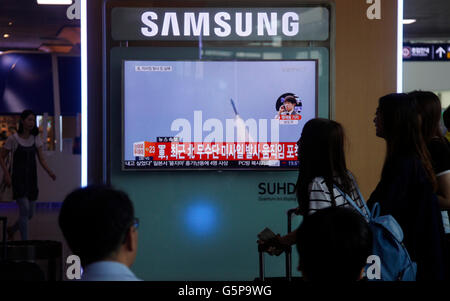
[403,19,416,25]
[3,33,10,38]
[81,0,87,187]
[37,0,72,5]
[397,0,403,93]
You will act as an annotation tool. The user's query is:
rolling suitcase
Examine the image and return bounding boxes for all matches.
[257,208,299,282]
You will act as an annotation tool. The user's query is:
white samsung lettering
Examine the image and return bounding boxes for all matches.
[141,12,158,37]
[257,12,277,36]
[214,12,231,37]
[184,12,210,36]
[139,11,302,38]
[235,12,252,37]
[282,12,299,36]
[161,12,180,36]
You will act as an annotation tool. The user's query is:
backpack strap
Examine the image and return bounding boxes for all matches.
[346,172,372,218]
[333,184,371,220]
[371,202,381,219]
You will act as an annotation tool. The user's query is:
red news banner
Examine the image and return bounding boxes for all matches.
[133,142,298,161]
[279,115,301,120]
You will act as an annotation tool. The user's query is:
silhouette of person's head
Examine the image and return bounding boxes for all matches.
[444,106,450,132]
[18,109,39,136]
[409,91,442,143]
[59,185,139,268]
[296,207,372,281]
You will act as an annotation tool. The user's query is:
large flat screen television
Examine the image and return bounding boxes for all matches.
[122,60,318,170]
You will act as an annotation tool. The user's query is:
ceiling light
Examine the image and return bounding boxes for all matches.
[37,0,72,5]
[403,19,416,25]
[8,22,13,26]
[3,34,10,38]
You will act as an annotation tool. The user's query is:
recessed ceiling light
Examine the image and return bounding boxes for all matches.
[37,0,72,5]
[8,22,13,26]
[403,19,416,25]
[3,34,10,38]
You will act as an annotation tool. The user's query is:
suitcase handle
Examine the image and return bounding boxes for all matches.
[286,208,299,280]
[258,208,299,282]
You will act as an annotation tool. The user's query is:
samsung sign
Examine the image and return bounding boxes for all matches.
[111,7,329,41]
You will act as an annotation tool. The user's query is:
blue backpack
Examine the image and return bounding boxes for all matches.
[334,185,417,281]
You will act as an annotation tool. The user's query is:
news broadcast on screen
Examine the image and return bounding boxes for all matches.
[122,60,317,170]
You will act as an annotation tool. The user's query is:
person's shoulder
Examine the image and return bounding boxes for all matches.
[5,134,16,142]
[429,137,450,153]
[381,156,420,180]
[388,155,418,167]
[34,135,43,145]
[311,176,325,185]
[3,134,17,150]
[309,177,330,194]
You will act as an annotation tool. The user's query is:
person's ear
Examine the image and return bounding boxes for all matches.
[131,226,138,252]
[124,227,134,251]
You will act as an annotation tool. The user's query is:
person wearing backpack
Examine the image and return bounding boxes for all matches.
[369,93,447,281]
[258,118,368,253]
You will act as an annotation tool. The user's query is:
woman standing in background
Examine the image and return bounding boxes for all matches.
[0,110,56,240]
[369,93,447,280]
[409,90,450,278]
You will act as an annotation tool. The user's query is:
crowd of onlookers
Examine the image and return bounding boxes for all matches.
[2,91,450,281]
[259,91,450,281]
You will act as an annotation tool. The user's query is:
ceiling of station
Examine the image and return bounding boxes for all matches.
[0,0,449,52]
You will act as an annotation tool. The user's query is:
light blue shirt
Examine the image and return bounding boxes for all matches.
[81,261,142,281]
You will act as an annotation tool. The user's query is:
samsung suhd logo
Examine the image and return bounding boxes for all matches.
[140,11,300,38]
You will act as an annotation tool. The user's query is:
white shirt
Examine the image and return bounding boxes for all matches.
[308,176,368,217]
[81,261,142,281]
[3,133,43,153]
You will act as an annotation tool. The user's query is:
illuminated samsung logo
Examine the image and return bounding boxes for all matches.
[140,11,300,38]
[112,7,329,41]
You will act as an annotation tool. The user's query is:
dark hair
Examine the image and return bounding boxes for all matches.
[58,185,135,266]
[296,118,353,215]
[18,110,39,136]
[296,207,372,281]
[443,106,450,131]
[284,96,297,105]
[378,93,437,191]
[276,92,296,111]
[409,91,443,143]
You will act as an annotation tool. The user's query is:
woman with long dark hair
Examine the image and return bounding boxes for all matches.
[409,91,450,213]
[259,118,367,251]
[295,118,367,216]
[368,93,446,280]
[0,110,56,240]
[409,90,450,277]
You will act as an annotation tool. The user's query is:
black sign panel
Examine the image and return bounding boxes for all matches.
[403,44,450,61]
[111,7,329,42]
